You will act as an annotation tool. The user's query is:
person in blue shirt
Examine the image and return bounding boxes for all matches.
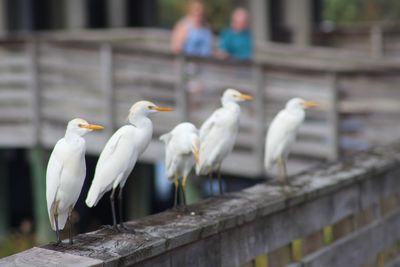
[171,1,212,57]
[217,8,253,60]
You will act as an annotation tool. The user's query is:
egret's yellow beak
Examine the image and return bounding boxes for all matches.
[80,124,105,130]
[303,101,320,108]
[154,106,174,112]
[239,94,253,101]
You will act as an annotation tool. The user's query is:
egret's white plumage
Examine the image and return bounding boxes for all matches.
[196,88,252,194]
[160,122,199,208]
[264,98,319,182]
[85,101,172,229]
[46,118,103,243]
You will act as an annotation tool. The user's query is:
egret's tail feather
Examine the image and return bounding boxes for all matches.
[49,211,68,231]
[86,186,101,208]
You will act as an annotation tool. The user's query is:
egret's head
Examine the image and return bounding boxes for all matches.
[67,118,104,136]
[128,101,173,123]
[286,98,320,111]
[221,88,253,105]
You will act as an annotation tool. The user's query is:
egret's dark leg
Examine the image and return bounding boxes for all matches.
[208,170,213,196]
[217,165,223,195]
[281,157,288,185]
[173,175,179,209]
[54,213,61,245]
[110,187,118,230]
[118,186,130,231]
[68,210,73,245]
[182,175,188,207]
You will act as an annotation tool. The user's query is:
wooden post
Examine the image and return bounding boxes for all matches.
[28,148,53,243]
[175,55,188,122]
[371,25,384,59]
[253,64,266,175]
[100,43,115,134]
[327,73,339,161]
[64,0,87,29]
[285,0,312,47]
[0,0,7,35]
[106,0,126,27]
[27,40,41,145]
[249,0,270,43]
[27,40,53,242]
[0,150,9,240]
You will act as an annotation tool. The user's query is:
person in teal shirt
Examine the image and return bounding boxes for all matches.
[217,8,253,60]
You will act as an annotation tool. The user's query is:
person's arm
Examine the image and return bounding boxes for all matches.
[171,21,188,54]
[215,29,229,59]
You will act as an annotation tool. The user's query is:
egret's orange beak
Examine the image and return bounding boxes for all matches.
[80,124,104,130]
[303,101,320,108]
[239,94,253,101]
[154,106,174,112]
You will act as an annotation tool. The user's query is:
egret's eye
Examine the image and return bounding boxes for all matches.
[148,106,154,110]
[78,123,83,127]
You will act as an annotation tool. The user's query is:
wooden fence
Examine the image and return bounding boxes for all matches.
[0,29,400,176]
[2,142,400,266]
[0,37,340,177]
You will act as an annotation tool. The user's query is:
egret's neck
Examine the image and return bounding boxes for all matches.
[286,106,305,117]
[222,99,240,110]
[128,113,152,128]
[64,130,84,143]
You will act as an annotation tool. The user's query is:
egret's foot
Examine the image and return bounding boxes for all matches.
[118,223,136,234]
[178,205,190,213]
[279,185,295,197]
[216,193,233,199]
[101,224,120,233]
[51,240,62,246]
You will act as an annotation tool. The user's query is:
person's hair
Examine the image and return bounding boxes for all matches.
[185,0,208,26]
[186,0,205,14]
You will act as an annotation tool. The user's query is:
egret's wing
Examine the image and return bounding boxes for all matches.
[159,132,172,144]
[265,110,301,167]
[86,126,134,207]
[199,108,225,141]
[46,139,65,230]
[96,129,124,168]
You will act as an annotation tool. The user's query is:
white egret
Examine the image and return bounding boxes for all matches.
[160,122,199,209]
[85,101,172,231]
[264,98,319,184]
[46,118,104,244]
[196,88,253,194]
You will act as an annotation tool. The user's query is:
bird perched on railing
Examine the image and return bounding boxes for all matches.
[264,98,319,184]
[160,122,199,209]
[46,118,104,244]
[196,88,253,195]
[85,101,172,231]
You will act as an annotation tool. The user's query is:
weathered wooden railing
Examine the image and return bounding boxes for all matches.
[2,143,400,266]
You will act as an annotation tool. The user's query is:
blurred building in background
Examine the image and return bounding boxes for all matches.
[0,0,324,48]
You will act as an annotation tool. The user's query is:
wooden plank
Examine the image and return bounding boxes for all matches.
[300,210,400,267]
[99,43,116,134]
[326,73,340,160]
[27,41,40,145]
[0,247,103,267]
